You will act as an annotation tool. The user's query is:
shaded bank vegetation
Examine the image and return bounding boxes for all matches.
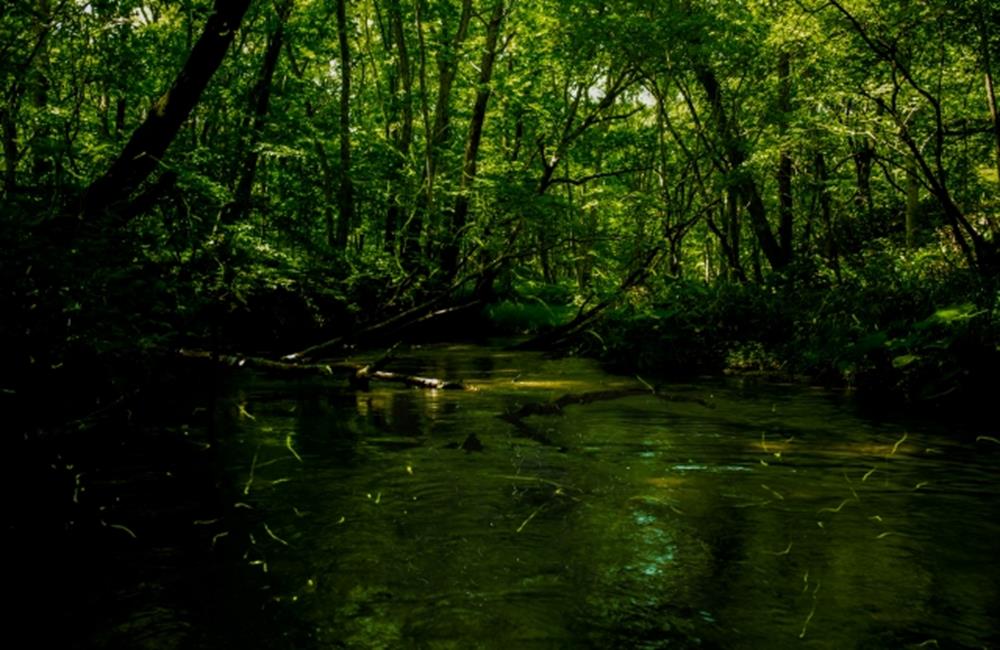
[3,0,1000,430]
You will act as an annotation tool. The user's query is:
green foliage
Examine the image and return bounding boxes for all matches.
[582,249,999,406]
[485,300,576,334]
[588,280,793,376]
[3,0,1000,425]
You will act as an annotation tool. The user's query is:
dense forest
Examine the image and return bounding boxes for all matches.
[4,0,1000,419]
[5,1,1000,647]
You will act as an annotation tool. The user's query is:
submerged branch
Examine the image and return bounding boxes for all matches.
[497,386,712,448]
[501,387,711,421]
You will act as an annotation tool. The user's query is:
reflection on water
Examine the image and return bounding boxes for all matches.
[214,343,1000,648]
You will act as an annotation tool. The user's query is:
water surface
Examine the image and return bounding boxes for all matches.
[209,343,1000,648]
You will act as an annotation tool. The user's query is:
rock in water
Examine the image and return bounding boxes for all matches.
[461,433,484,453]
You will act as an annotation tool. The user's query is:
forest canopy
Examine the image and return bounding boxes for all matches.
[3,0,1000,420]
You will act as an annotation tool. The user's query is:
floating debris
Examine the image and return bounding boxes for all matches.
[765,542,793,556]
[888,432,908,457]
[263,523,290,547]
[760,484,785,500]
[799,581,821,639]
[818,499,851,514]
[244,448,259,496]
[286,434,303,463]
[108,523,136,539]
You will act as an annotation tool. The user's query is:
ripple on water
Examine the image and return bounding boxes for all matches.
[212,344,1000,649]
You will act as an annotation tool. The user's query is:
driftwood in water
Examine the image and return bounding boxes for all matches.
[178,348,348,374]
[497,385,710,451]
[499,412,560,448]
[178,347,465,390]
[350,342,401,389]
[501,386,711,422]
[365,371,464,390]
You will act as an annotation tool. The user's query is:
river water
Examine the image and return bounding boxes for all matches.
[197,343,999,648]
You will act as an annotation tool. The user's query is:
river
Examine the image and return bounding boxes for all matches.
[84,342,1000,648]
[189,345,1000,648]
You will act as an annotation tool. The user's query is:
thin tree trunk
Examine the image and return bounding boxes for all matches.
[29,0,52,180]
[852,138,875,215]
[694,64,785,272]
[426,0,473,202]
[979,7,1000,217]
[401,0,433,262]
[1,106,16,196]
[725,187,742,278]
[441,0,505,278]
[905,159,919,249]
[776,51,793,265]
[813,150,839,279]
[334,0,354,248]
[986,73,1000,188]
[407,0,472,262]
[384,0,413,252]
[222,8,289,225]
[80,0,253,219]
[314,137,337,248]
[407,0,472,258]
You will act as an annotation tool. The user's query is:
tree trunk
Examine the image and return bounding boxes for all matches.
[1,106,17,196]
[222,8,289,225]
[334,0,355,249]
[829,0,997,275]
[851,138,875,215]
[383,0,413,252]
[694,64,786,272]
[725,187,742,279]
[776,51,793,265]
[905,159,919,249]
[425,0,473,203]
[441,0,505,279]
[848,100,876,216]
[80,0,253,219]
[29,0,53,181]
[979,8,1000,216]
[314,138,338,248]
[401,0,433,263]
[813,150,840,279]
[402,0,473,264]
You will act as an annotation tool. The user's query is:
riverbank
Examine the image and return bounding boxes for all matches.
[482,272,1000,419]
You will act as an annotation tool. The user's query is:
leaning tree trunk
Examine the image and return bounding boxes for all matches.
[441,0,506,279]
[80,0,253,220]
[222,4,290,225]
[694,64,786,272]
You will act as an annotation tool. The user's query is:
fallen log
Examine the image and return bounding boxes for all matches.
[177,348,466,390]
[368,371,464,390]
[178,348,348,375]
